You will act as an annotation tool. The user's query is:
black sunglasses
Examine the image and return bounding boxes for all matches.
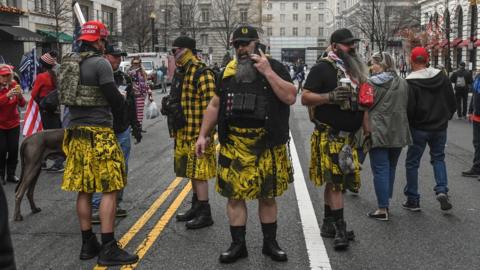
[233,40,251,49]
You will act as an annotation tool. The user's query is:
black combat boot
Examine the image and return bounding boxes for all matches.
[320,217,355,240]
[261,222,287,261]
[176,193,198,222]
[185,201,213,229]
[79,234,101,260]
[219,226,248,263]
[97,240,139,266]
[333,219,349,250]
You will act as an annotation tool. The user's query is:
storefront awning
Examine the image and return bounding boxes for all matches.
[0,26,44,42]
[36,30,73,43]
[457,40,470,48]
[451,38,462,47]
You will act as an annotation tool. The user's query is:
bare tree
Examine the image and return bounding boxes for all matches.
[346,0,420,52]
[121,0,155,52]
[211,0,260,51]
[50,0,73,54]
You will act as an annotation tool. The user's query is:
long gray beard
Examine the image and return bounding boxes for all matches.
[235,58,257,83]
[338,50,369,83]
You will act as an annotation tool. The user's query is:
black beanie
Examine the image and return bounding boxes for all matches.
[172,36,196,52]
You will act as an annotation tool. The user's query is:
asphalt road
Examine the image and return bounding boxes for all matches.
[4,89,480,270]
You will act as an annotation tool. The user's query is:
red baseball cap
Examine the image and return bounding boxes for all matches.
[410,47,429,64]
[78,21,109,42]
[0,65,13,76]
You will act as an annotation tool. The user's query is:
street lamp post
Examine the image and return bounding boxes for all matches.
[150,11,156,52]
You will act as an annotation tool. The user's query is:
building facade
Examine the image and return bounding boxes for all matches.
[262,0,329,67]
[0,0,122,66]
[420,0,479,71]
[150,0,261,66]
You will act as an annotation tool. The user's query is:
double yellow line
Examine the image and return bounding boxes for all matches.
[93,177,190,270]
[94,134,219,269]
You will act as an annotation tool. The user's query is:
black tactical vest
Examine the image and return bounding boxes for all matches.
[218,74,290,148]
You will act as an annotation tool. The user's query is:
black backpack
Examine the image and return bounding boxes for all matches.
[39,89,59,113]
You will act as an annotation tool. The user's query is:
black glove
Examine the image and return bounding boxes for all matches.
[328,86,352,103]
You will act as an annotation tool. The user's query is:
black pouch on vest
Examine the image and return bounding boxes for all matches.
[243,93,256,112]
[232,94,244,112]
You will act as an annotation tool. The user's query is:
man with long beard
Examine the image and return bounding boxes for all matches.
[196,26,296,263]
[301,28,368,250]
[168,36,217,229]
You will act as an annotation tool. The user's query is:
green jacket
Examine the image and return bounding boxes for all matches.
[368,73,412,148]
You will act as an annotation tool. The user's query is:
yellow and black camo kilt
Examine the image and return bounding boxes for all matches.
[174,133,216,181]
[61,126,126,193]
[309,127,361,193]
[216,126,294,200]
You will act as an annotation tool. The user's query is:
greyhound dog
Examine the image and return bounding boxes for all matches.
[14,129,64,221]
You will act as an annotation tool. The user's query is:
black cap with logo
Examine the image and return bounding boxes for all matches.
[232,25,259,42]
[105,44,127,56]
[330,28,360,45]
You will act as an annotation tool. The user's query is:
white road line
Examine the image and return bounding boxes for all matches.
[290,132,332,270]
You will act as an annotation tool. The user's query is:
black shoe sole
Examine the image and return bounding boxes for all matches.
[80,253,99,260]
[262,249,288,262]
[321,231,355,240]
[402,205,421,212]
[462,173,480,177]
[185,220,214,229]
[219,251,248,264]
[437,195,453,211]
[333,241,349,250]
[97,257,139,266]
[366,212,389,221]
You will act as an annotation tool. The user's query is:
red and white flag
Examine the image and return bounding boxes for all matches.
[22,99,43,137]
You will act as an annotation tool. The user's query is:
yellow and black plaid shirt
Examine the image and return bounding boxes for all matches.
[179,60,216,141]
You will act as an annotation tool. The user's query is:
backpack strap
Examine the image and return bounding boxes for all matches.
[192,65,215,90]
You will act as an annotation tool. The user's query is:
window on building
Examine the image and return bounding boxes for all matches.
[240,8,248,23]
[306,14,311,21]
[266,14,273,21]
[267,27,272,36]
[318,27,324,37]
[4,0,16,6]
[266,2,272,10]
[49,0,55,14]
[319,1,325,8]
[102,10,115,33]
[293,3,298,10]
[293,27,298,36]
[201,8,210,23]
[35,0,46,12]
[280,27,285,36]
[80,5,90,20]
[293,14,298,21]
[319,13,324,22]
[306,2,311,10]
[280,14,286,22]
[280,2,285,10]
[200,34,208,46]
[306,27,311,36]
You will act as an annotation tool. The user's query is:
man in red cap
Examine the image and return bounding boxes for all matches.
[404,47,456,212]
[59,21,138,266]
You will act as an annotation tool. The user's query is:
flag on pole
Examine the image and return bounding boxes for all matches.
[23,98,43,137]
[18,48,38,92]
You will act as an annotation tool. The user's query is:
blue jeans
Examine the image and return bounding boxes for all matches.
[370,147,402,209]
[92,128,131,210]
[404,128,449,202]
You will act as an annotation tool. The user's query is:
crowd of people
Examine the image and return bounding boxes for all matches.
[1,19,480,269]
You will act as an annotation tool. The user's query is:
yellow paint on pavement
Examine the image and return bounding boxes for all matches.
[93,177,183,270]
[120,182,192,269]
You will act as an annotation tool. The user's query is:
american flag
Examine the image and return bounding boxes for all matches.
[18,48,38,92]
[23,98,43,137]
